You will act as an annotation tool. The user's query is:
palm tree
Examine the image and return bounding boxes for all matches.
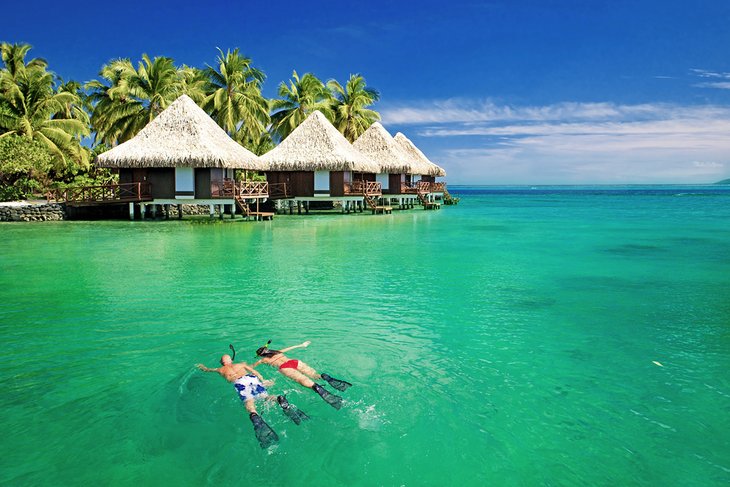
[179,65,209,105]
[87,55,183,145]
[203,48,269,148]
[0,43,89,173]
[248,130,275,156]
[270,70,332,141]
[0,43,47,79]
[86,58,136,144]
[55,78,91,127]
[327,74,380,142]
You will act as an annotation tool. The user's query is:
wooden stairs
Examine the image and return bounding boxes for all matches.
[234,195,251,218]
[361,182,391,214]
[417,187,440,210]
[235,195,274,221]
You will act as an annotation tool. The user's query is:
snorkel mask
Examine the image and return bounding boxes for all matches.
[255,339,272,357]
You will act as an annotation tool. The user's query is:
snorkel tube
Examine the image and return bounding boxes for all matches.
[229,344,236,361]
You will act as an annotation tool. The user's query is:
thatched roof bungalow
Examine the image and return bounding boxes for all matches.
[394,132,447,180]
[261,110,380,198]
[353,122,415,195]
[96,94,266,202]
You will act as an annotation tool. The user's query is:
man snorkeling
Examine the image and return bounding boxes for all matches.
[253,340,352,410]
[196,349,308,449]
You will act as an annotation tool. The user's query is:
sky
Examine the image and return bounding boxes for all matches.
[4,0,730,184]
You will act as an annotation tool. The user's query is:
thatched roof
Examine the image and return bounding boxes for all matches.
[394,132,447,177]
[352,122,412,174]
[96,95,266,170]
[261,111,380,173]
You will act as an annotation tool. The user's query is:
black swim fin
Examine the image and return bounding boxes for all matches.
[249,412,278,448]
[277,395,310,425]
[321,373,352,392]
[312,383,343,410]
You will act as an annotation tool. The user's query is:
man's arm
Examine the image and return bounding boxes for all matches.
[244,364,273,386]
[279,341,311,353]
[196,364,219,373]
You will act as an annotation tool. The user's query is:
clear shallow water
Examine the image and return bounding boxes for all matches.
[1,185,729,485]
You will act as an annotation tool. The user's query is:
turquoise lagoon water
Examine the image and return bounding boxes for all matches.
[1,185,729,485]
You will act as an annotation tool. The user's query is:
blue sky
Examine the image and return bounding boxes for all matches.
[5,0,730,183]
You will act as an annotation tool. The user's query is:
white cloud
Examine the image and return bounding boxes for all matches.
[692,161,724,168]
[691,68,730,79]
[381,99,730,125]
[379,98,730,184]
[695,82,730,90]
[690,69,730,90]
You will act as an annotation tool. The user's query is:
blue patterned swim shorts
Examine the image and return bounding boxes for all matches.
[233,374,268,401]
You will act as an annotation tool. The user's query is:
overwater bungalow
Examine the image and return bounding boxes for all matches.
[93,95,270,219]
[261,111,383,213]
[352,122,420,209]
[393,132,447,202]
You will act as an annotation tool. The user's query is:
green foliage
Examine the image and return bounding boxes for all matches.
[269,72,381,143]
[55,166,118,190]
[327,74,380,142]
[203,48,269,149]
[270,71,333,141]
[0,176,41,201]
[87,48,270,155]
[86,55,185,145]
[0,42,386,198]
[0,43,47,77]
[443,191,460,205]
[235,170,266,182]
[179,65,210,104]
[247,130,275,156]
[91,143,111,158]
[0,135,53,200]
[0,42,89,175]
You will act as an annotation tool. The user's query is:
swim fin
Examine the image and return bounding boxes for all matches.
[321,373,352,392]
[312,383,343,410]
[277,395,310,425]
[249,412,278,448]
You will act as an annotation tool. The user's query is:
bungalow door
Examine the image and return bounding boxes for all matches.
[314,170,330,197]
[175,167,195,199]
[194,168,213,199]
[132,169,148,183]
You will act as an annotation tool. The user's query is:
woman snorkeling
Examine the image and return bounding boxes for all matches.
[253,340,352,410]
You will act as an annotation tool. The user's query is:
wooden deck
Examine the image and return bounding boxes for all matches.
[249,211,275,221]
[372,205,393,214]
[346,180,382,197]
[401,181,446,194]
[211,180,269,199]
[268,182,290,199]
[52,182,153,206]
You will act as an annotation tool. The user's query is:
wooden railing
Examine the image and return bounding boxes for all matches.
[401,182,419,194]
[211,179,269,198]
[430,182,446,192]
[51,182,152,205]
[416,181,431,194]
[399,181,446,194]
[211,180,234,197]
[268,183,289,199]
[238,181,268,197]
[346,180,382,196]
[365,180,382,196]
